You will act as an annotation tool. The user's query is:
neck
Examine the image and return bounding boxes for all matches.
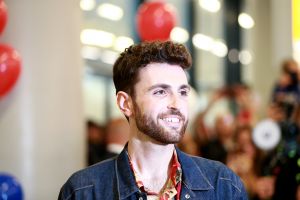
[127,138,175,192]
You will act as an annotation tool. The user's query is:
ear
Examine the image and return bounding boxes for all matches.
[116,91,133,117]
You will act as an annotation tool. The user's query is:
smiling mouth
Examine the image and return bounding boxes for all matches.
[162,117,180,123]
[159,115,183,129]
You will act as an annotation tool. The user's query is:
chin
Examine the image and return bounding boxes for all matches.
[160,133,184,144]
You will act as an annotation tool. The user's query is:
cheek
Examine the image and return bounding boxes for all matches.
[182,100,189,114]
[139,101,160,116]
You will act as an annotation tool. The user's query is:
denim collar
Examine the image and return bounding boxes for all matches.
[115,146,140,199]
[115,145,214,199]
[175,147,214,191]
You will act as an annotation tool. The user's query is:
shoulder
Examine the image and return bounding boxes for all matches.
[178,150,247,198]
[58,158,115,200]
[68,158,115,184]
[191,156,246,194]
[192,156,239,179]
[193,157,243,190]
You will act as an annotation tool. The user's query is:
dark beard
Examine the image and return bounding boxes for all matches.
[133,101,188,144]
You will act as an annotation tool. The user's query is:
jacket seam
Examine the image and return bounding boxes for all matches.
[219,177,242,193]
[115,158,121,200]
[64,184,94,200]
[190,157,214,189]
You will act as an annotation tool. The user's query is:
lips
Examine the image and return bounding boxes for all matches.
[159,114,183,130]
[162,117,180,123]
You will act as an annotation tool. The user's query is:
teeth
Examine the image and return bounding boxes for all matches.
[162,118,180,123]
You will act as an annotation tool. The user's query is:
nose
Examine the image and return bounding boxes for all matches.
[167,94,180,110]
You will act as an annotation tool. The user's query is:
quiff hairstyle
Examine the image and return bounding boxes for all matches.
[113,41,192,96]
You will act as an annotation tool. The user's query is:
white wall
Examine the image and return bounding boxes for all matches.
[250,0,293,119]
[0,1,85,199]
[271,0,293,68]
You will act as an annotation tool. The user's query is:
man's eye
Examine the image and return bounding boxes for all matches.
[153,90,166,96]
[180,90,189,96]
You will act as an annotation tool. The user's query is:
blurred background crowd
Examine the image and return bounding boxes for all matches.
[87,59,300,200]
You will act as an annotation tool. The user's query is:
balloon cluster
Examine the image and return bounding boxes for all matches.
[0,0,21,98]
[0,173,23,200]
[136,1,177,41]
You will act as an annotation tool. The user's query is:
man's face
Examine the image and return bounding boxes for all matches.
[131,63,190,144]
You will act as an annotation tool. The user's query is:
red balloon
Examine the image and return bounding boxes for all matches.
[136,1,176,41]
[0,44,21,98]
[0,0,8,35]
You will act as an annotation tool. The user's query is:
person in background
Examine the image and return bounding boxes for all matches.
[252,98,300,199]
[86,120,106,165]
[177,131,199,156]
[100,117,130,161]
[202,113,235,163]
[270,101,300,200]
[234,84,256,127]
[272,153,300,200]
[194,89,235,163]
[272,59,300,103]
[226,125,263,199]
[58,41,247,199]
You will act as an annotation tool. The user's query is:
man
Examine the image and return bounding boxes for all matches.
[58,41,247,200]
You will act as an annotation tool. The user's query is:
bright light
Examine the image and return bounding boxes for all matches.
[294,40,300,51]
[101,50,119,65]
[97,3,124,21]
[80,0,95,11]
[193,34,228,57]
[294,41,300,64]
[114,36,134,52]
[80,29,115,48]
[228,49,240,63]
[211,40,228,57]
[238,13,255,29]
[81,46,100,60]
[239,50,253,65]
[170,27,189,43]
[199,0,221,13]
[192,33,213,51]
[164,4,177,14]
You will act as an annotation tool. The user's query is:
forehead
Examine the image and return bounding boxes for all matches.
[137,63,188,87]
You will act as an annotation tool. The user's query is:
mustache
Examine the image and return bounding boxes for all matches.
[158,109,186,121]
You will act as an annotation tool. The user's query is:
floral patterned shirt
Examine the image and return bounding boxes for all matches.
[127,150,182,200]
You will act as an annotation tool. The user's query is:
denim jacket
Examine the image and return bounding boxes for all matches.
[58,147,248,200]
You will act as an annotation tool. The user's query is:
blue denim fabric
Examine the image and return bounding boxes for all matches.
[58,147,248,200]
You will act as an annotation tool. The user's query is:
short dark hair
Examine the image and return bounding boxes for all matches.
[113,41,192,96]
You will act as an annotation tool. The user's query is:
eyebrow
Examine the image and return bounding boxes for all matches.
[147,84,190,91]
[179,84,191,91]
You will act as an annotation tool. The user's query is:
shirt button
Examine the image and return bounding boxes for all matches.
[185,193,190,199]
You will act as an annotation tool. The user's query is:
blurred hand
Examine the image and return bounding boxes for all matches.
[255,176,275,200]
[227,153,252,175]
